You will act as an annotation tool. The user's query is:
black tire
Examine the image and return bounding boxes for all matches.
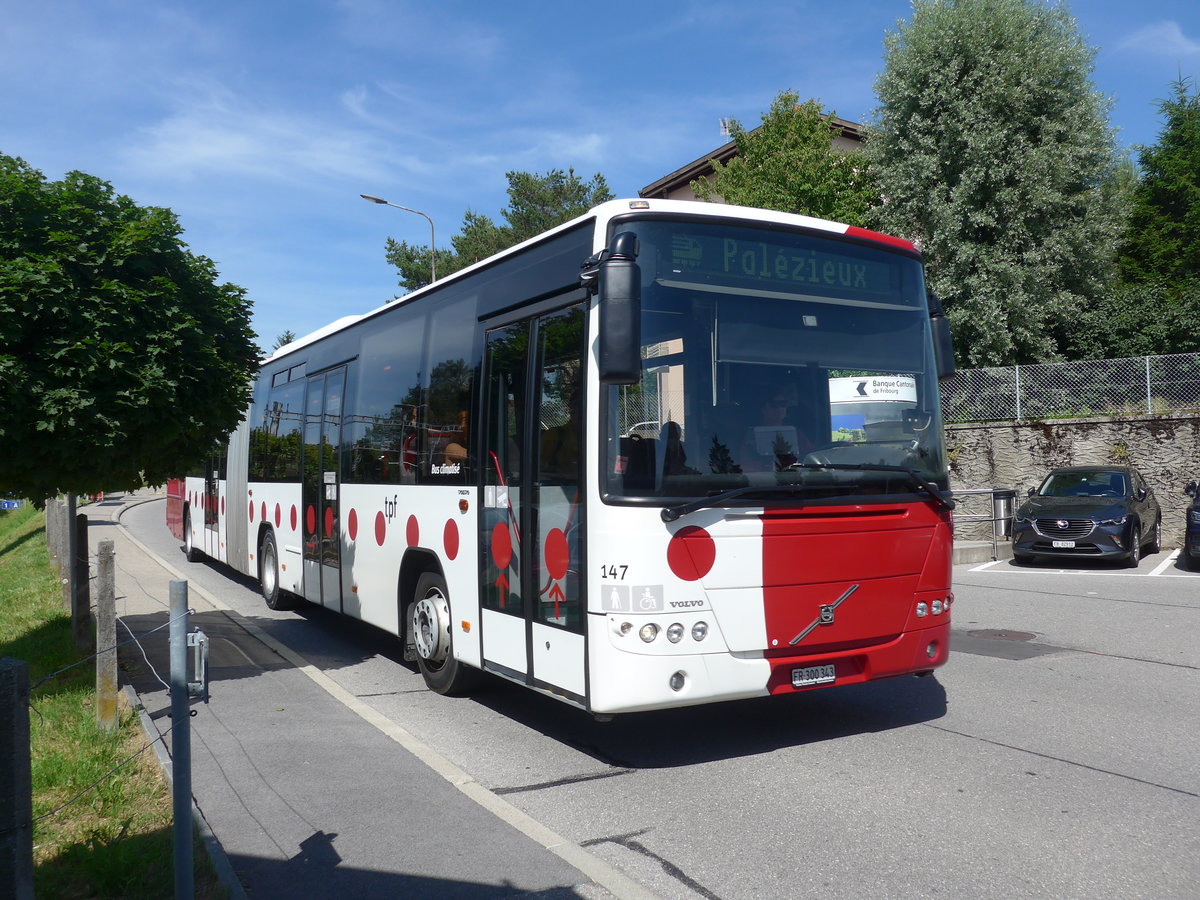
[1147,518,1161,555]
[260,530,293,610]
[410,571,477,696]
[1186,551,1200,572]
[184,510,202,562]
[1124,524,1141,568]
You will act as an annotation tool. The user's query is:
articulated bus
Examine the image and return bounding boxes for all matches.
[167,198,957,714]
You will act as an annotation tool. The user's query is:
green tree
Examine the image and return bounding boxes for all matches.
[1063,280,1200,360]
[273,330,297,350]
[1120,76,1200,283]
[692,91,878,225]
[0,154,258,499]
[868,0,1124,367]
[385,168,613,292]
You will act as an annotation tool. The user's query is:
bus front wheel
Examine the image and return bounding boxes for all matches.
[411,572,476,696]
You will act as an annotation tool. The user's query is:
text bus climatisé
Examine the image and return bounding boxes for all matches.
[166,198,957,715]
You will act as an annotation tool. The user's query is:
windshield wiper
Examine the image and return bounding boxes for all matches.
[661,484,814,523]
[659,463,954,523]
[788,462,956,511]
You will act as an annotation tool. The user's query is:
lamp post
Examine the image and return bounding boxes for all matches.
[360,193,437,283]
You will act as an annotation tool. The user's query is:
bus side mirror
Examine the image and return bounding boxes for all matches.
[927,290,956,379]
[598,232,641,385]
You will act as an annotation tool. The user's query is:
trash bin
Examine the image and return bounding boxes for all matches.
[992,489,1016,538]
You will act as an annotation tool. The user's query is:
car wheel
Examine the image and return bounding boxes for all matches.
[410,572,477,696]
[1124,524,1141,568]
[260,530,293,610]
[184,510,202,562]
[1186,551,1200,572]
[1147,518,1161,555]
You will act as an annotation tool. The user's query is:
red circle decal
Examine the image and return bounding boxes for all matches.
[490,522,512,569]
[348,508,358,542]
[544,528,569,580]
[290,505,298,531]
[274,503,282,528]
[444,519,459,560]
[221,496,226,516]
[406,515,419,547]
[374,511,386,546]
[306,505,316,535]
[666,526,717,581]
[261,502,267,524]
[248,500,255,522]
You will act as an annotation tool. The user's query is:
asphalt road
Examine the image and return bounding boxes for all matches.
[124,499,1200,900]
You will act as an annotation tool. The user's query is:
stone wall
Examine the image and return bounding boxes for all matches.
[945,413,1200,546]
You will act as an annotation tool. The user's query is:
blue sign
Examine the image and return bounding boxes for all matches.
[1,500,22,510]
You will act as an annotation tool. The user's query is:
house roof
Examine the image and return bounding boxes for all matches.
[638,115,866,200]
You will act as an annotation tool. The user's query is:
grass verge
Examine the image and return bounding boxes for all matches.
[0,503,223,899]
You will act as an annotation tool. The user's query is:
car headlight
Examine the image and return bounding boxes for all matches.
[1189,510,1200,524]
[1097,514,1127,526]
[1014,514,1034,525]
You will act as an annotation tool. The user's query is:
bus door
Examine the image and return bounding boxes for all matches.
[202,447,225,561]
[481,303,587,700]
[301,367,346,611]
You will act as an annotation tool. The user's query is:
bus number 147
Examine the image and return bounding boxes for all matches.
[600,565,628,580]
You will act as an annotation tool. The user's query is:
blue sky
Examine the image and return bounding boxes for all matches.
[3,1,1198,348]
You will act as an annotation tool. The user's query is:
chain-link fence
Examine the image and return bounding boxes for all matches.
[941,352,1200,423]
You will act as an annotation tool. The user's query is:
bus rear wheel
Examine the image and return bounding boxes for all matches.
[184,510,201,562]
[411,572,476,696]
[259,531,293,610]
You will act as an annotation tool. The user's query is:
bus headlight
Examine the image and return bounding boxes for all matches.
[666,623,685,643]
[669,671,687,691]
[639,623,659,643]
[691,621,709,642]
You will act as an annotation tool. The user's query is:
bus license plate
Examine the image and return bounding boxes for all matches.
[792,664,836,688]
[1052,540,1075,548]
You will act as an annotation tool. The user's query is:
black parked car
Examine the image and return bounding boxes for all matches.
[1185,481,1200,571]
[1012,465,1161,567]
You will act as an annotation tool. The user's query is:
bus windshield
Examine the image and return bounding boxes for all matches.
[603,218,947,504]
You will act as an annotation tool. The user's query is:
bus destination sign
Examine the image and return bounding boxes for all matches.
[666,233,900,301]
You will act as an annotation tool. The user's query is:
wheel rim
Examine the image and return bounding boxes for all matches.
[185,514,193,554]
[1155,520,1161,547]
[412,588,450,665]
[262,540,277,597]
[1131,526,1140,557]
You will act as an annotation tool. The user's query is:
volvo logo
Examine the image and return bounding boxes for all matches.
[789,584,859,646]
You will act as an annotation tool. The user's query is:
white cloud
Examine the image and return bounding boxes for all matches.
[119,85,419,186]
[1119,21,1200,56]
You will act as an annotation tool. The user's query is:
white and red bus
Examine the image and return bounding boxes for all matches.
[167,198,957,714]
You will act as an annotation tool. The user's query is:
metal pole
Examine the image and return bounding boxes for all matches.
[96,541,117,733]
[1145,356,1153,415]
[1014,365,1022,421]
[169,581,193,900]
[0,658,34,900]
[72,513,91,649]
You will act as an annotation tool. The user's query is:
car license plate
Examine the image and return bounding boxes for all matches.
[1052,540,1075,548]
[792,664,836,688]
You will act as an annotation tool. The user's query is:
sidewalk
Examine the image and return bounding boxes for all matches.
[86,491,642,900]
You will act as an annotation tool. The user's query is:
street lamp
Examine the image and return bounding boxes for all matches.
[359,193,437,283]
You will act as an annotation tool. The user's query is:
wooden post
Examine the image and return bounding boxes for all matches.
[96,541,118,733]
[0,658,34,900]
[72,512,91,649]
